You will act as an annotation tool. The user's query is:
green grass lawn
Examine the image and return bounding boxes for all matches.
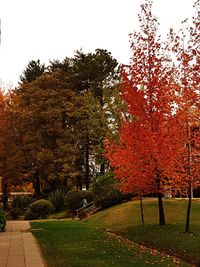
[31,198,200,267]
[87,198,200,265]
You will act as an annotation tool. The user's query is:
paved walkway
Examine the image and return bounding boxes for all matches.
[0,221,46,267]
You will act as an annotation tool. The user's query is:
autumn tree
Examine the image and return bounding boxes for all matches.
[105,0,182,226]
[0,89,8,209]
[12,72,86,196]
[169,0,200,232]
[0,90,22,209]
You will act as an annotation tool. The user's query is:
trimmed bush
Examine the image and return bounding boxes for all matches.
[65,190,84,211]
[0,208,6,232]
[93,172,131,209]
[24,199,55,220]
[49,189,66,212]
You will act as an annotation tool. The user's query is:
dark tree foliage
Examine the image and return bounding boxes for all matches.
[48,49,120,186]
[20,60,46,84]
[70,49,119,105]
[8,49,120,193]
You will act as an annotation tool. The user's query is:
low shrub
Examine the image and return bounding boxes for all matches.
[10,195,33,219]
[24,199,55,220]
[65,190,84,211]
[93,172,131,209]
[10,208,21,220]
[0,208,6,232]
[48,189,66,212]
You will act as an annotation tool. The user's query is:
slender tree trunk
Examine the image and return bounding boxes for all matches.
[157,193,166,226]
[185,120,192,233]
[156,174,166,226]
[76,175,82,190]
[63,176,68,190]
[85,142,90,190]
[140,194,144,224]
[97,83,104,107]
[98,88,106,176]
[100,158,105,175]
[185,184,192,233]
[76,157,83,190]
[33,171,41,198]
[2,177,8,210]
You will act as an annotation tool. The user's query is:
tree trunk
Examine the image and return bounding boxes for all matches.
[98,88,106,176]
[140,195,144,224]
[33,171,41,198]
[76,175,82,190]
[85,143,90,190]
[2,177,8,210]
[185,184,192,233]
[185,120,192,233]
[157,193,166,226]
[63,176,68,190]
[100,160,105,175]
[76,157,83,190]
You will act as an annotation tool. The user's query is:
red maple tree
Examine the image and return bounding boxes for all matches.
[168,0,200,232]
[105,0,188,226]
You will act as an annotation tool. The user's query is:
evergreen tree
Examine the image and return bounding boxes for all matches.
[20,60,45,84]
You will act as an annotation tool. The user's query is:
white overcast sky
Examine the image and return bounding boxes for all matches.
[0,0,195,87]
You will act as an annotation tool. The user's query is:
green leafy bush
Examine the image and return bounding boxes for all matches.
[93,173,131,209]
[48,189,66,212]
[0,208,6,232]
[10,195,33,219]
[65,190,85,211]
[24,199,55,220]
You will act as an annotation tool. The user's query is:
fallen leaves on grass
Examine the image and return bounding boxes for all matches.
[106,230,184,266]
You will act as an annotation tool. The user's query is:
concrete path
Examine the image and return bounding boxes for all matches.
[0,221,46,267]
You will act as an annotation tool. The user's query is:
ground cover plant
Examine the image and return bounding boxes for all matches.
[31,198,199,266]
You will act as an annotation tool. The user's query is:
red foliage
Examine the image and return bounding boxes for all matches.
[105,0,200,198]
